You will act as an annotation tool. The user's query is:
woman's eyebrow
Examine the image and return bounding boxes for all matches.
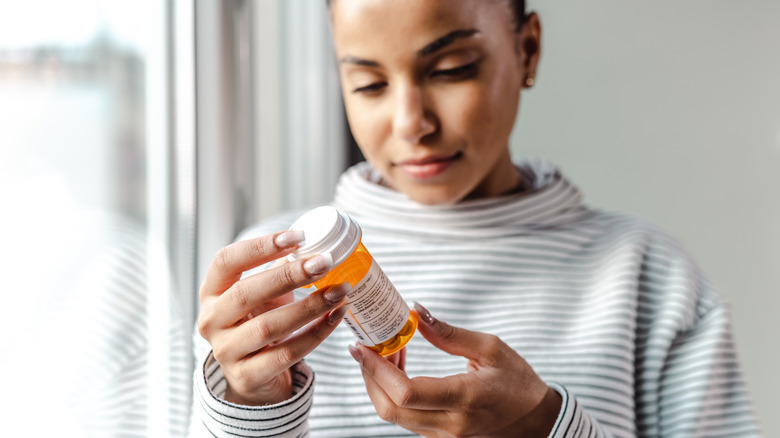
[417,29,479,57]
[339,56,380,67]
[339,28,480,67]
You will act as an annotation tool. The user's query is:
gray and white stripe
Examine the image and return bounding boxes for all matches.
[192,160,760,437]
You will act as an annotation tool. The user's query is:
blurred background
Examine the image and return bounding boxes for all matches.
[0,0,776,436]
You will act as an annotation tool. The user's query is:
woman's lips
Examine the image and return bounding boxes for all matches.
[395,151,463,180]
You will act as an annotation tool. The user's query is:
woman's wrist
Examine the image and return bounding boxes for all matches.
[514,385,563,437]
[224,370,294,406]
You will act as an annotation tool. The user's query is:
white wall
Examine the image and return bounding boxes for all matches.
[514,1,780,435]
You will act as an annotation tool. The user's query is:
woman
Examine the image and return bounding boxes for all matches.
[192,0,760,436]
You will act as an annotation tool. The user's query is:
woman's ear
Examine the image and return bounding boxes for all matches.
[517,12,541,87]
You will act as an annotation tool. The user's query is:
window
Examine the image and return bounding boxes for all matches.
[0,1,195,436]
[0,1,346,435]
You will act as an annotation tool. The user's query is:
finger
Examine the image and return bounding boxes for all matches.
[349,344,464,410]
[200,230,305,301]
[216,283,351,363]
[242,253,300,317]
[206,253,334,330]
[413,301,508,367]
[386,347,406,371]
[357,357,450,433]
[270,257,289,268]
[240,304,349,383]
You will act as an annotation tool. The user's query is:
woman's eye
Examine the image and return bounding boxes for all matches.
[352,82,387,94]
[431,62,478,79]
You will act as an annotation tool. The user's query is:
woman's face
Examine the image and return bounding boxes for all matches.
[330,0,540,205]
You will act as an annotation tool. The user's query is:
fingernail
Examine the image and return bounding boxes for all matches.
[323,282,351,304]
[303,253,333,276]
[275,230,305,248]
[348,344,362,364]
[328,305,348,324]
[413,301,435,325]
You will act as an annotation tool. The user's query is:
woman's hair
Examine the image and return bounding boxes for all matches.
[507,0,528,31]
[326,0,527,32]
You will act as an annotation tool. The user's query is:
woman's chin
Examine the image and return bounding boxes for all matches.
[399,184,467,206]
[379,170,470,206]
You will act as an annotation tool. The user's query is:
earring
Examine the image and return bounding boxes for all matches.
[524,76,535,87]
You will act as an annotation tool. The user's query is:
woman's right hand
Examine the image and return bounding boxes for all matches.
[197,230,349,406]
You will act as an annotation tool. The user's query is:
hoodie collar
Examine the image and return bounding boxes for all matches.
[332,160,589,239]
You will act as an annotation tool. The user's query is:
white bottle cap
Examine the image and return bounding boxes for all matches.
[287,206,362,266]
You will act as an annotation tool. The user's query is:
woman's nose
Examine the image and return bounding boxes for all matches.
[392,86,436,144]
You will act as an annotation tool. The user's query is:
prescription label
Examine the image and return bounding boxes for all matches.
[342,260,409,346]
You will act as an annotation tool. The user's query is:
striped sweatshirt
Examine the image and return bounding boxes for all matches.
[192,160,761,437]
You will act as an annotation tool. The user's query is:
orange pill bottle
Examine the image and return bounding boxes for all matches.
[288,206,417,356]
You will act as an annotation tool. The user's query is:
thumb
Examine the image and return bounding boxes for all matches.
[413,301,504,364]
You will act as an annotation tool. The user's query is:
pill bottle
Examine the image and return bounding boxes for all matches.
[288,206,417,356]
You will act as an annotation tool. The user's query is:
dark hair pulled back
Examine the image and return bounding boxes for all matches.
[326,0,527,31]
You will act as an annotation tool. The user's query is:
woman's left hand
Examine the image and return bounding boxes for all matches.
[348,303,562,438]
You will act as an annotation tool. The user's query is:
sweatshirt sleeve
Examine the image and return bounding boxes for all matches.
[544,303,760,438]
[189,352,314,438]
[546,383,610,438]
[648,304,759,436]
